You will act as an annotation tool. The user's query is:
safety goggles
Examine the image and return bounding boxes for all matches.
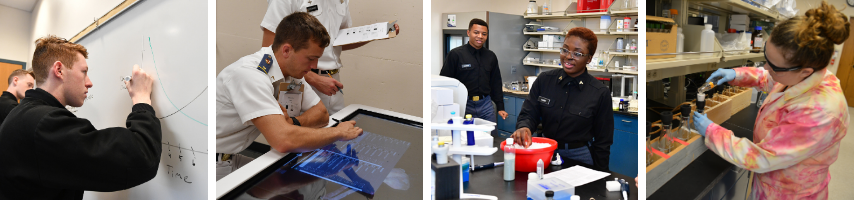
[764,42,803,72]
[559,48,590,59]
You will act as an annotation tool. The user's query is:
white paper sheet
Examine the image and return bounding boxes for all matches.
[332,22,391,46]
[543,165,611,186]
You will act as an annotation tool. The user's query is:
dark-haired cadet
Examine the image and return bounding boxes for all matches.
[215,12,363,180]
[440,18,508,124]
[513,27,614,171]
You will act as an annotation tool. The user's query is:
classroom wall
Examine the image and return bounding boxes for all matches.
[216,0,423,117]
[28,0,125,69]
[0,5,32,64]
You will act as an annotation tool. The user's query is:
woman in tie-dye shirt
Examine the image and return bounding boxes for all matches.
[694,1,849,199]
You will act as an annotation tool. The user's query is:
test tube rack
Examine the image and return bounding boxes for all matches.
[645,86,752,196]
[645,124,705,197]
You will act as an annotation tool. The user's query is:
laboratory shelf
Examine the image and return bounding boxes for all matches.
[610,31,638,35]
[609,52,639,56]
[523,62,560,68]
[721,52,764,62]
[610,9,639,14]
[689,0,778,21]
[590,68,639,75]
[524,12,609,19]
[523,48,560,53]
[646,55,721,70]
[523,31,564,35]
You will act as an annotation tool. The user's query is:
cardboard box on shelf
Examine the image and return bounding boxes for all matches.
[647,16,678,59]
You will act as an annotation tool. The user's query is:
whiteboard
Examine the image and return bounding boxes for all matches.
[73,0,208,199]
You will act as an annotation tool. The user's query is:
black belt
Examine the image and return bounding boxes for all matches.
[311,69,340,75]
[468,95,487,101]
[555,141,588,149]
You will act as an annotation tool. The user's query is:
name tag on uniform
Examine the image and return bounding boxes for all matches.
[538,96,551,105]
[307,5,319,12]
[461,64,471,68]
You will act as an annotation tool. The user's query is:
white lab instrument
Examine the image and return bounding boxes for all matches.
[431,116,498,199]
[527,177,575,200]
[606,178,622,191]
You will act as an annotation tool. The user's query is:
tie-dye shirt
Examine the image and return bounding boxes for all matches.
[704,67,848,200]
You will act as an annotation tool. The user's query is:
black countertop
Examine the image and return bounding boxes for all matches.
[503,91,638,117]
[646,100,759,199]
[460,139,638,200]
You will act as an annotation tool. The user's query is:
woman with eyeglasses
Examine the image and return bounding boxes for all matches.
[693,1,849,199]
[513,27,614,170]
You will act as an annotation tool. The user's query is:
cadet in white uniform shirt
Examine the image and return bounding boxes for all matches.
[260,0,399,114]
[216,12,363,180]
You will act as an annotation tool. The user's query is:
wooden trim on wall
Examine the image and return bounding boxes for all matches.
[69,0,141,43]
[0,58,26,69]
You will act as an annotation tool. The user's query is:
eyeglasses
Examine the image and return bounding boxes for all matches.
[559,48,590,58]
[764,42,802,72]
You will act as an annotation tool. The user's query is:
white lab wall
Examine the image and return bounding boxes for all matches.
[0,4,32,64]
[431,0,620,75]
[28,0,125,68]
[793,0,852,74]
[216,0,423,119]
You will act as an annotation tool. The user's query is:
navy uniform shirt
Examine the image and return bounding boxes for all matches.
[516,68,614,170]
[0,91,19,124]
[440,43,505,110]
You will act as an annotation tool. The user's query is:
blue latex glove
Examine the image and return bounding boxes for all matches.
[707,68,736,86]
[693,111,713,137]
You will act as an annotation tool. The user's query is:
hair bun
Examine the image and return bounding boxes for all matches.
[804,1,849,44]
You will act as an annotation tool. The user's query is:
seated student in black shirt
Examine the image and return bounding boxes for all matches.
[512,27,614,170]
[0,35,161,199]
[0,69,34,123]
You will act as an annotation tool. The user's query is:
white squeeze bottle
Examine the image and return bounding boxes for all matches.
[676,28,684,53]
[504,138,516,181]
[700,24,715,57]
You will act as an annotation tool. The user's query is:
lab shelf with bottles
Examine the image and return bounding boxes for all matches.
[646,25,769,81]
[688,0,779,21]
[521,0,638,75]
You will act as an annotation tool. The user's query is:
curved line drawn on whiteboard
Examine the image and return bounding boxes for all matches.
[146,37,207,126]
[157,86,207,119]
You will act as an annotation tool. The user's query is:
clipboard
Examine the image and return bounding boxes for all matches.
[278,82,305,117]
[332,20,398,46]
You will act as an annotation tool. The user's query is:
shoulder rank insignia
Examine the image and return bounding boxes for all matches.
[257,54,272,74]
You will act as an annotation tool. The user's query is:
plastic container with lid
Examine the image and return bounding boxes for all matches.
[752,26,764,52]
[527,1,538,15]
[669,9,678,20]
[600,15,611,32]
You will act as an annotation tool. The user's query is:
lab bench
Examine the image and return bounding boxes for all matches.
[497,91,639,178]
[646,100,758,200]
[457,139,638,200]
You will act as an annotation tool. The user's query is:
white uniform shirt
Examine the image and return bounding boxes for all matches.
[260,0,351,70]
[216,47,321,154]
